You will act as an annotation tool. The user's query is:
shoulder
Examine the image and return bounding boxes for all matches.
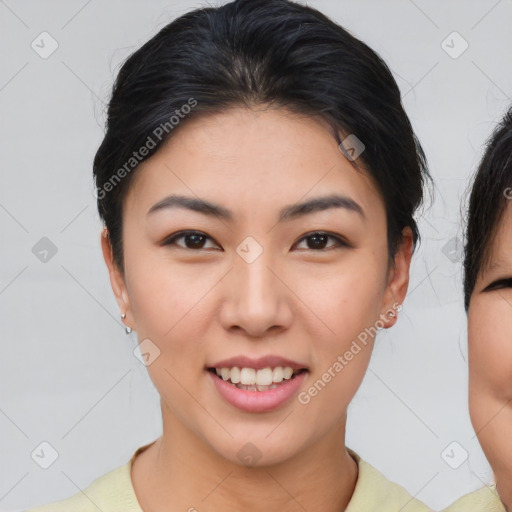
[442,485,506,512]
[346,449,433,512]
[25,457,142,512]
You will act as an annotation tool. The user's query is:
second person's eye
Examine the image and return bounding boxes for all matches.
[483,277,512,292]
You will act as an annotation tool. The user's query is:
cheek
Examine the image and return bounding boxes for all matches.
[468,298,512,402]
[299,253,385,380]
[124,256,214,410]
[317,252,385,328]
[124,247,217,364]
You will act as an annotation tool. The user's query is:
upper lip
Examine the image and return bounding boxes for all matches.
[208,355,309,371]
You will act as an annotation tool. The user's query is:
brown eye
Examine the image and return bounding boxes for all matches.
[162,231,220,250]
[294,232,349,251]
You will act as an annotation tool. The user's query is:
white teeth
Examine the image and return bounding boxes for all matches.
[230,366,241,384]
[272,367,284,383]
[213,365,301,386]
[240,367,256,385]
[255,367,273,386]
[283,367,293,379]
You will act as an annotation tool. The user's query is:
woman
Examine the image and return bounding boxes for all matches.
[443,109,512,511]
[27,0,432,510]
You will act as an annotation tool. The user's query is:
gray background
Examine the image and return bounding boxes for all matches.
[1,0,511,510]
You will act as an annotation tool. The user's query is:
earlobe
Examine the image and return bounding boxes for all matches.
[100,227,133,331]
[381,302,402,329]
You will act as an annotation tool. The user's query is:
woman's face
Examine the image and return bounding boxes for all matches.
[102,107,412,467]
[468,202,512,505]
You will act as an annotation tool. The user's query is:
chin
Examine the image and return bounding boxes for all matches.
[206,433,302,469]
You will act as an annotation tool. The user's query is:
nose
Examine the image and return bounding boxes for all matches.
[219,247,293,338]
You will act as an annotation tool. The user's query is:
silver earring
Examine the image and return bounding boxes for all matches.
[397,304,403,312]
[121,312,131,334]
[387,311,396,318]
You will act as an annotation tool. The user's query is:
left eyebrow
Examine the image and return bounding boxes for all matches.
[279,194,365,221]
[147,193,365,221]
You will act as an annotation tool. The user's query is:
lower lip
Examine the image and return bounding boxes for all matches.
[208,370,308,413]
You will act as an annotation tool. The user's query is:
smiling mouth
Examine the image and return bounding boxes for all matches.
[207,366,308,392]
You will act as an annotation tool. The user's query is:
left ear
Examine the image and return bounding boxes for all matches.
[381,226,414,329]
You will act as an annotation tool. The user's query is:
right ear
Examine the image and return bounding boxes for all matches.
[100,227,133,329]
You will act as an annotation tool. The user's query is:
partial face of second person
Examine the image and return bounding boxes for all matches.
[102,107,412,468]
[469,201,512,508]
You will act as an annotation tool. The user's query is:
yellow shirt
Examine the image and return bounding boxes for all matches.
[26,443,431,511]
[442,485,506,512]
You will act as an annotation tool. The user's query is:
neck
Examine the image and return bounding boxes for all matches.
[131,409,358,511]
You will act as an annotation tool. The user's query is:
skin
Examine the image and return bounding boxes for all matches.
[101,107,413,511]
[468,202,512,510]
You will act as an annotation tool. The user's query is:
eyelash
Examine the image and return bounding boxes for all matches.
[483,278,512,292]
[161,230,350,252]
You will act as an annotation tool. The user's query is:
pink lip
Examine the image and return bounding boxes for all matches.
[208,355,308,371]
[207,370,308,413]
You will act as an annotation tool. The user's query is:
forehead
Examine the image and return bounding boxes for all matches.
[482,202,512,273]
[124,107,385,223]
